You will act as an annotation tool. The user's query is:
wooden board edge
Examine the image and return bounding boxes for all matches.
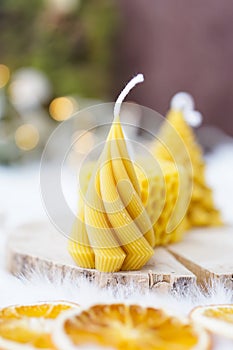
[6,242,196,292]
[167,248,233,290]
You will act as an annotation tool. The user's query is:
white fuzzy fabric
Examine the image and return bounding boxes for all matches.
[0,142,233,349]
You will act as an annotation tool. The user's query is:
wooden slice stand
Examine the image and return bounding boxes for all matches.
[168,226,233,289]
[6,222,233,292]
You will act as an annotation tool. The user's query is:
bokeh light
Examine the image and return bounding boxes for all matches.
[0,64,10,88]
[46,0,78,13]
[9,68,52,108]
[73,130,95,155]
[15,124,39,151]
[49,97,75,121]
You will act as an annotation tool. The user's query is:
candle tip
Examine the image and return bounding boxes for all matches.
[170,92,202,127]
[114,73,144,119]
[170,92,195,111]
[136,73,144,83]
[183,110,203,128]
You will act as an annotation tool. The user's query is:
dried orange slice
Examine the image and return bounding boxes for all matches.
[53,303,210,350]
[0,301,79,349]
[191,304,233,339]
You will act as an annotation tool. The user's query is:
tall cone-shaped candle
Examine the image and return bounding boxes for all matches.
[152,93,221,227]
[69,75,154,272]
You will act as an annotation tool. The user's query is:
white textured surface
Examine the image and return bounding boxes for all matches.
[0,142,233,349]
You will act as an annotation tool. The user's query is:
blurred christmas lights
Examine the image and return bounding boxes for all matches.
[49,97,76,121]
[9,68,52,109]
[72,130,94,155]
[0,65,10,88]
[15,124,39,151]
[46,0,79,14]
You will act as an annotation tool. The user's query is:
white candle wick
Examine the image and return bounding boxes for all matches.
[183,110,203,128]
[170,92,195,111]
[114,74,144,119]
[170,91,203,128]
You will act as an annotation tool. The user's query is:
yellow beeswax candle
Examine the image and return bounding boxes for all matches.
[152,94,222,228]
[69,74,154,272]
[77,158,191,246]
[69,195,95,269]
[135,159,191,245]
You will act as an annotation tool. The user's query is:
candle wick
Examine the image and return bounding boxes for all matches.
[114,73,144,119]
[183,110,203,128]
[170,92,203,128]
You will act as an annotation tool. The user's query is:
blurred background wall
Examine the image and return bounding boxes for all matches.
[0,0,233,163]
[115,0,233,136]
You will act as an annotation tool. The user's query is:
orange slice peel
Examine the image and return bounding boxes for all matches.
[0,301,79,350]
[53,303,210,350]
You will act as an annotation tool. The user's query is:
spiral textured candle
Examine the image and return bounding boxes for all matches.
[69,75,154,272]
